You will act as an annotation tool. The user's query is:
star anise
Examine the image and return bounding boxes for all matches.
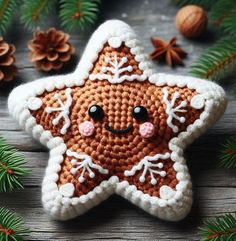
[149,37,187,66]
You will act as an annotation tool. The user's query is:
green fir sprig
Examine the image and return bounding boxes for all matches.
[219,136,236,168]
[189,37,236,81]
[200,212,236,241]
[0,136,28,193]
[0,0,101,34]
[0,207,30,241]
[59,0,101,32]
[20,0,57,31]
[0,0,17,35]
[173,0,236,83]
[210,0,236,36]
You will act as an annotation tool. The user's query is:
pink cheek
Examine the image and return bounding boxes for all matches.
[79,121,95,137]
[139,122,155,138]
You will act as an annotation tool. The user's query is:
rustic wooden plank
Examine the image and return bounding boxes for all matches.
[17,150,236,188]
[0,130,45,151]
[0,129,234,152]
[1,88,236,131]
[0,187,235,241]
[2,110,236,132]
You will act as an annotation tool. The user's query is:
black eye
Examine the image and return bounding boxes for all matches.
[133,106,149,121]
[88,105,104,121]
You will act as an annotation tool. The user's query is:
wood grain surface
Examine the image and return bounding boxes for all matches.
[0,0,235,240]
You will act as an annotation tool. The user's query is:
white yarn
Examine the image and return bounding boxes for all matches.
[124,152,170,185]
[67,149,109,183]
[162,87,187,133]
[89,54,146,83]
[7,19,227,221]
[46,88,72,135]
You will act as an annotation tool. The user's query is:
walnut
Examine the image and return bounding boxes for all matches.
[175,5,208,38]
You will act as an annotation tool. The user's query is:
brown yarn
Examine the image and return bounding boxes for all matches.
[32,80,201,197]
[31,44,202,198]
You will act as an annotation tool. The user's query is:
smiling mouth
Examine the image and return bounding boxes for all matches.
[104,123,133,134]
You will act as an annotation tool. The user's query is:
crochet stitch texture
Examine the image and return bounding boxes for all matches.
[8,20,227,221]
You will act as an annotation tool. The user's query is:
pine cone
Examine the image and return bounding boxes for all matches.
[0,37,17,82]
[28,28,75,72]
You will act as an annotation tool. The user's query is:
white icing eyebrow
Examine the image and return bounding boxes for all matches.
[27,97,42,111]
[46,88,72,135]
[89,54,146,84]
[124,152,170,185]
[67,149,109,183]
[162,87,187,133]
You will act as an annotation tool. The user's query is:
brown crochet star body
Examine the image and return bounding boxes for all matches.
[31,44,202,198]
[9,20,226,222]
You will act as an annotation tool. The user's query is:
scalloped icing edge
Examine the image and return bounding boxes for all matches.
[8,20,227,221]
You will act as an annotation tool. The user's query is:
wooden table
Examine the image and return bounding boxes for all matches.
[0,0,235,240]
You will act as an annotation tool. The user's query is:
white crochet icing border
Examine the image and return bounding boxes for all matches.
[8,20,227,222]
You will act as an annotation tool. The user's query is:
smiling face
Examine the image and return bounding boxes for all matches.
[31,79,201,197]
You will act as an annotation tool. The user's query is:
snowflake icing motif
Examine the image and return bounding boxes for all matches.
[162,87,187,133]
[124,152,170,185]
[67,150,109,183]
[46,88,72,135]
[89,54,146,83]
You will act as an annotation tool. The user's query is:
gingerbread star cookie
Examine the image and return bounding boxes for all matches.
[8,20,227,221]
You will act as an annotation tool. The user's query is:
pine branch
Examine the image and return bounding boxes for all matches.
[59,0,101,32]
[189,36,236,81]
[0,207,30,241]
[171,0,217,10]
[0,0,17,35]
[0,136,28,193]
[200,212,236,241]
[219,136,236,168]
[20,0,57,30]
[210,0,236,36]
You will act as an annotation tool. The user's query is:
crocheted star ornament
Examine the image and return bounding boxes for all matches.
[8,20,227,221]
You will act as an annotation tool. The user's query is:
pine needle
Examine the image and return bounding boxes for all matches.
[189,36,236,81]
[219,136,236,168]
[59,0,101,32]
[210,0,236,37]
[0,207,30,241]
[200,212,236,241]
[20,0,57,30]
[0,0,17,35]
[0,136,28,193]
[171,0,217,10]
